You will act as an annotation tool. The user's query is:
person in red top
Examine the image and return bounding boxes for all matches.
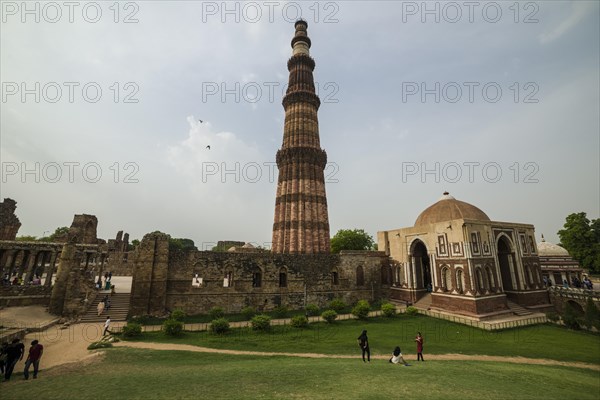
[415,332,424,361]
[23,340,43,380]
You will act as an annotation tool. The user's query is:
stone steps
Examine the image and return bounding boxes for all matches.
[507,300,532,316]
[414,293,432,310]
[79,293,130,322]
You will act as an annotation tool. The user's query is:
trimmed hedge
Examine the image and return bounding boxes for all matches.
[321,309,338,323]
[210,318,231,335]
[251,314,272,332]
[352,300,370,320]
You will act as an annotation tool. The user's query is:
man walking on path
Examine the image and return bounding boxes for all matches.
[23,340,43,380]
[4,338,25,381]
[103,316,111,336]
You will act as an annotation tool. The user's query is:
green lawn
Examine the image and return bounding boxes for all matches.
[126,315,600,365]
[3,349,599,400]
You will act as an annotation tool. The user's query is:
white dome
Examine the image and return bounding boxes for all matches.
[537,236,570,257]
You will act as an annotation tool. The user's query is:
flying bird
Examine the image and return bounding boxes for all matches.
[198,119,203,123]
[206,145,211,150]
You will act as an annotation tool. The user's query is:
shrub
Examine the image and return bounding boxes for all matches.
[121,322,143,338]
[329,298,347,313]
[272,305,289,318]
[381,302,397,317]
[170,309,187,322]
[290,315,309,328]
[583,298,600,330]
[209,307,225,320]
[241,306,256,320]
[251,314,272,332]
[562,303,582,330]
[305,304,320,317]
[210,318,231,335]
[352,300,371,320]
[163,318,184,336]
[405,306,419,316]
[546,312,560,322]
[321,309,338,323]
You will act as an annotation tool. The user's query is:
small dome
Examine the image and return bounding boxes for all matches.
[242,242,255,249]
[537,235,570,257]
[414,192,490,227]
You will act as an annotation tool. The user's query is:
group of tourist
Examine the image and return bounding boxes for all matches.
[357,330,425,366]
[96,271,115,292]
[97,295,112,316]
[1,273,43,286]
[0,338,44,382]
[544,275,594,290]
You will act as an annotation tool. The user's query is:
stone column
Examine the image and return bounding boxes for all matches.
[44,251,59,286]
[24,250,39,282]
[49,241,80,315]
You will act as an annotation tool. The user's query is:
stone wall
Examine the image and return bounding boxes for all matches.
[0,285,51,307]
[129,233,391,317]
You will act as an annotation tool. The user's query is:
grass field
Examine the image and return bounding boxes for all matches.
[3,314,599,399]
[4,349,599,400]
[125,315,600,365]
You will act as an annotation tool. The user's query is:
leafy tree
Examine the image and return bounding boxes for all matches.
[39,226,70,242]
[557,212,600,273]
[583,298,600,331]
[330,229,375,253]
[129,239,140,250]
[168,237,197,252]
[16,235,37,242]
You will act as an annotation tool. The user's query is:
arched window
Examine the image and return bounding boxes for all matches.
[441,266,452,291]
[456,269,464,293]
[381,265,391,285]
[476,268,485,292]
[356,266,365,286]
[223,270,233,287]
[279,267,287,288]
[331,268,339,285]
[252,268,262,288]
[394,265,403,286]
[486,266,495,291]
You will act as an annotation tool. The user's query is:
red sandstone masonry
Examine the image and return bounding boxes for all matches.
[272,22,330,254]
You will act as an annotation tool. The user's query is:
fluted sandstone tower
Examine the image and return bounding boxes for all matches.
[272,20,330,254]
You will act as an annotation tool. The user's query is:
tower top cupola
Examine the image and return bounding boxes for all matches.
[291,19,311,56]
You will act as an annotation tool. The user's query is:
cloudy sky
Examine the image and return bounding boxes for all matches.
[1,1,598,248]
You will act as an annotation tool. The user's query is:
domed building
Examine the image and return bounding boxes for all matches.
[537,235,583,286]
[378,192,551,318]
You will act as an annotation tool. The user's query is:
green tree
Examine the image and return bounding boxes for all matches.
[330,229,374,254]
[168,237,197,252]
[557,212,600,273]
[16,235,37,242]
[39,226,70,242]
[129,239,140,251]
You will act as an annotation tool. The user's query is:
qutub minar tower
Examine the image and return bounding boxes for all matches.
[272,20,330,254]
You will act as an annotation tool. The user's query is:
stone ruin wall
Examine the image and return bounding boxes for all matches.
[130,233,391,317]
[0,198,21,240]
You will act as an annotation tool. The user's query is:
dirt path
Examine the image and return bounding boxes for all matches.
[113,341,600,371]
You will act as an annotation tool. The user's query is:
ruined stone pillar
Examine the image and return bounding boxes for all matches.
[44,251,59,286]
[49,241,81,315]
[24,250,39,282]
[130,232,169,316]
